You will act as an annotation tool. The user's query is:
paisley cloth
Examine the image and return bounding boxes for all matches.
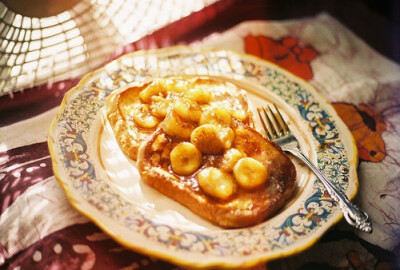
[1,13,399,269]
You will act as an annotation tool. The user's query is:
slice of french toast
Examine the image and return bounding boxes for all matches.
[137,113,297,228]
[106,76,253,161]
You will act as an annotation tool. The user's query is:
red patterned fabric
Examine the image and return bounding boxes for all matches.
[244,35,318,80]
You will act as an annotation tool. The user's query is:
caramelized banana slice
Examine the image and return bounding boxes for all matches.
[186,87,213,104]
[139,81,166,103]
[132,103,160,128]
[199,107,232,127]
[163,111,196,139]
[140,79,188,102]
[170,142,202,175]
[233,157,268,190]
[228,109,248,121]
[173,98,202,122]
[190,124,224,155]
[197,167,236,200]
[151,133,167,152]
[219,127,235,149]
[150,96,171,118]
[220,148,246,172]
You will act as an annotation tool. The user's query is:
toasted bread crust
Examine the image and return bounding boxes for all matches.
[137,122,296,228]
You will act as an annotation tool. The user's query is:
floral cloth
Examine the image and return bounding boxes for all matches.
[1,13,399,269]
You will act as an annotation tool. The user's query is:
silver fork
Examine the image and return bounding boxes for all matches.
[257,104,372,233]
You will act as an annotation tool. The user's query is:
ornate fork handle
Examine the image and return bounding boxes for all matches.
[258,105,372,233]
[288,147,373,233]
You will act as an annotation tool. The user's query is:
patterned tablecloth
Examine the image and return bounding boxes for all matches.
[1,12,399,270]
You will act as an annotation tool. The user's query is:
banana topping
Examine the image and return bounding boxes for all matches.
[220,148,246,172]
[151,133,167,152]
[199,107,232,128]
[228,109,248,121]
[139,81,167,103]
[173,98,202,122]
[186,87,213,104]
[190,124,224,155]
[170,142,202,175]
[132,103,160,128]
[149,96,171,118]
[197,167,236,200]
[219,127,235,149]
[163,110,196,139]
[233,157,268,190]
[134,77,271,200]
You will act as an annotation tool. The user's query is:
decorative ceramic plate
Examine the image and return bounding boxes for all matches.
[49,46,358,269]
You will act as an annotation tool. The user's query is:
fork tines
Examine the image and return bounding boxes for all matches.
[257,104,289,140]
